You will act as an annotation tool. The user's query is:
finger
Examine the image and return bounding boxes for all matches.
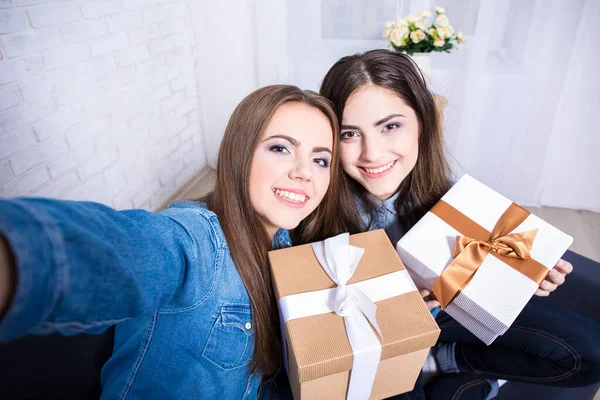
[554,259,573,275]
[539,279,558,292]
[547,269,565,286]
[535,288,550,297]
[426,300,440,310]
[419,289,431,298]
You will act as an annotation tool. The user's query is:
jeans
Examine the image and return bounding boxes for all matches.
[267,297,600,400]
[402,296,600,400]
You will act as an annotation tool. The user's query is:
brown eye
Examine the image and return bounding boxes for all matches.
[270,145,290,154]
[340,131,359,139]
[313,158,330,168]
[383,123,401,131]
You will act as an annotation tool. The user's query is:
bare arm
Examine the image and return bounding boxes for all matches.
[0,235,16,320]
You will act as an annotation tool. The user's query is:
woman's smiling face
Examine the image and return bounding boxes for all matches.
[248,102,333,237]
[339,85,420,200]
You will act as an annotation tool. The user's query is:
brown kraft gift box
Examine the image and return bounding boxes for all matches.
[268,230,440,399]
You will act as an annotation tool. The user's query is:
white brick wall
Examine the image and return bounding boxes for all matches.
[0,0,207,211]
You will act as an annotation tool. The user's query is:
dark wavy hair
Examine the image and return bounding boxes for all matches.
[320,49,452,233]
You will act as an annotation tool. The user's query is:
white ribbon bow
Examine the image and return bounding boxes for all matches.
[311,233,383,400]
[278,233,417,399]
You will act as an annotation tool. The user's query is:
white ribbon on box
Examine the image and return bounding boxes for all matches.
[278,233,417,400]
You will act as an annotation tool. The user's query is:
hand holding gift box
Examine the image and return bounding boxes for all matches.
[269,230,440,400]
[397,174,573,345]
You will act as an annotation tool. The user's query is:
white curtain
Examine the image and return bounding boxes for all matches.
[271,0,599,211]
[191,0,598,211]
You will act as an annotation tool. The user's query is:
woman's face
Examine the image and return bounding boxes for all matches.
[340,85,420,200]
[249,102,333,237]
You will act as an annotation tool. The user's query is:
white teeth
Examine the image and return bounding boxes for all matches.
[364,161,395,174]
[273,189,306,203]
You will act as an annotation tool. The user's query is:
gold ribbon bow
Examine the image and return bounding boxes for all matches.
[430,201,549,309]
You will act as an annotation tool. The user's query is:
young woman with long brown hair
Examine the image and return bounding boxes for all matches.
[0,85,344,399]
[320,49,600,399]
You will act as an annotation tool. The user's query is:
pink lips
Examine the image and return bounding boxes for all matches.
[273,188,309,209]
[359,160,397,179]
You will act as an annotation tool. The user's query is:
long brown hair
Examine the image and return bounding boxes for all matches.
[202,85,343,375]
[320,49,452,233]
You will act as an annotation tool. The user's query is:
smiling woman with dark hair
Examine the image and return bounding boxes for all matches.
[320,49,600,400]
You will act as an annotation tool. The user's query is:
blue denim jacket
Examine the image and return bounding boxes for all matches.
[0,198,292,399]
[355,193,441,319]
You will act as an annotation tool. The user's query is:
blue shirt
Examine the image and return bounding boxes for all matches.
[355,193,442,319]
[0,198,291,399]
[356,191,404,246]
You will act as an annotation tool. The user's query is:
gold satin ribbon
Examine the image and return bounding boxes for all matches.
[430,201,549,309]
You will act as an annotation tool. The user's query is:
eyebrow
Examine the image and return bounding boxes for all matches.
[341,113,406,130]
[313,146,332,154]
[374,114,405,126]
[263,134,331,154]
[264,134,299,146]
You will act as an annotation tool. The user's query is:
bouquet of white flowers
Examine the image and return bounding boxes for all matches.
[383,6,466,55]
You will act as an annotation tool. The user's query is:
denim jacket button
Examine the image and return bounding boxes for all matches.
[245,322,252,330]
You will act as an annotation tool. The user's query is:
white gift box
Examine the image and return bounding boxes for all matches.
[396,174,573,344]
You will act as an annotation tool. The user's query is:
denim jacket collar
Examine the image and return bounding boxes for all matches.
[380,191,400,215]
[271,229,292,250]
[355,191,400,228]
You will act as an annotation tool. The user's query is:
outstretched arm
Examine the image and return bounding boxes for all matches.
[0,198,216,341]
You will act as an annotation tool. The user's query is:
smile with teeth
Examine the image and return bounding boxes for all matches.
[273,189,308,203]
[361,160,396,174]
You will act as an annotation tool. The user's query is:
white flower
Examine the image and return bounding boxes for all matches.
[383,27,392,38]
[420,10,432,18]
[397,18,408,27]
[385,21,395,29]
[433,38,445,47]
[390,27,409,46]
[435,6,446,14]
[436,26,451,39]
[456,31,467,44]
[410,29,427,44]
[435,15,450,27]
[390,28,401,45]
[414,20,427,30]
[406,14,421,23]
[428,27,437,37]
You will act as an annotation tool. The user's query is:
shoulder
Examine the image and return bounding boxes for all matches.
[161,201,227,250]
[158,201,232,310]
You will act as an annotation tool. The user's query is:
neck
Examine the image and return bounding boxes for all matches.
[372,190,399,202]
[265,226,278,239]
